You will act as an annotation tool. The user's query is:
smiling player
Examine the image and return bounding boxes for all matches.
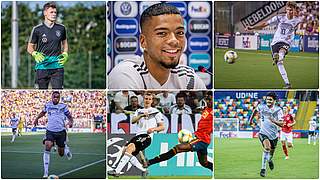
[108,3,206,89]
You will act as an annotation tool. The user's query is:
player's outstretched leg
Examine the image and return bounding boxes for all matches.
[147,143,191,166]
[64,144,72,160]
[268,149,275,170]
[197,151,213,171]
[11,130,16,143]
[276,49,291,88]
[260,150,269,177]
[308,134,311,144]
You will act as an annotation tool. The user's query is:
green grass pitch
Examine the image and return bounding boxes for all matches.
[214,48,319,89]
[214,138,319,179]
[1,132,106,179]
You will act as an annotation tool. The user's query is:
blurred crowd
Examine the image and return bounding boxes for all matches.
[1,91,106,128]
[107,91,211,115]
[214,96,299,131]
[296,1,319,35]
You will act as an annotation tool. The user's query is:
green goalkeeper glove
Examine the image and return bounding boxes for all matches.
[58,52,69,66]
[31,51,45,63]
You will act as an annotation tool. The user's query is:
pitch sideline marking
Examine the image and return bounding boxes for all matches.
[58,158,106,177]
[2,150,105,156]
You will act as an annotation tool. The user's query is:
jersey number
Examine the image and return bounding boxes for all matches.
[281,28,286,35]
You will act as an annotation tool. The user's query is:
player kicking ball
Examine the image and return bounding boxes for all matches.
[145,92,213,171]
[108,92,165,177]
[280,106,296,160]
[249,92,284,177]
[34,91,73,178]
[246,2,303,89]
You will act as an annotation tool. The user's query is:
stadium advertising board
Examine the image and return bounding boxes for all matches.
[259,34,300,52]
[235,35,258,50]
[215,34,233,48]
[240,1,286,28]
[107,134,143,176]
[303,35,319,53]
[214,91,287,99]
[107,113,202,134]
[145,133,213,176]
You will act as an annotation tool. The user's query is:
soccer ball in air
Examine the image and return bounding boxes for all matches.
[224,50,238,64]
[178,129,193,143]
[48,175,59,179]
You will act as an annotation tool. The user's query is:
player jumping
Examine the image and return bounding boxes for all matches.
[108,92,165,177]
[146,91,213,171]
[34,91,73,178]
[308,118,318,145]
[10,112,20,143]
[280,106,296,160]
[249,92,284,177]
[246,2,303,89]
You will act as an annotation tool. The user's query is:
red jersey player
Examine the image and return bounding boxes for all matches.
[146,91,213,171]
[280,106,296,159]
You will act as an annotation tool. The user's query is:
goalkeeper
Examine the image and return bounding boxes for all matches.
[27,2,68,89]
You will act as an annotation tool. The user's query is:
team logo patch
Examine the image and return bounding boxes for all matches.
[56,30,61,37]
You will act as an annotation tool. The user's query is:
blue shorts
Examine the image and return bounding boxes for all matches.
[190,138,209,154]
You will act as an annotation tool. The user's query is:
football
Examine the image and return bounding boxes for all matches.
[48,175,59,179]
[224,50,238,64]
[178,129,193,143]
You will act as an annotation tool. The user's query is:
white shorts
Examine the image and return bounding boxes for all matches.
[280,131,293,143]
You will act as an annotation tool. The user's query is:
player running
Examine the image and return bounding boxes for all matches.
[145,91,213,171]
[246,2,303,89]
[249,92,284,177]
[10,112,19,143]
[27,2,69,89]
[308,118,318,145]
[280,106,296,160]
[34,91,73,178]
[108,92,165,177]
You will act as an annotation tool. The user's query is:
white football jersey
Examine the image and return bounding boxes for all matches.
[108,56,206,89]
[309,120,317,131]
[133,107,164,139]
[257,104,283,140]
[267,14,303,46]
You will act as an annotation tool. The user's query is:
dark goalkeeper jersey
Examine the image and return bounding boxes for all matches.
[29,22,67,70]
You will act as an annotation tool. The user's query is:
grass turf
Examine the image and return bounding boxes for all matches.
[1,132,106,179]
[214,138,319,179]
[214,48,319,89]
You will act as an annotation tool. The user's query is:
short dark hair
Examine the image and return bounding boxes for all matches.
[266,92,277,100]
[43,1,57,11]
[130,96,138,100]
[52,91,60,96]
[176,92,185,100]
[140,3,181,31]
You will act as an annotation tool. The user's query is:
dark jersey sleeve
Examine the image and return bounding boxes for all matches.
[29,27,38,44]
[62,26,67,41]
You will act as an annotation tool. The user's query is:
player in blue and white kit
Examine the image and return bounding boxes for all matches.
[10,112,20,143]
[34,91,73,178]
[249,92,284,177]
[247,2,303,89]
[308,118,318,145]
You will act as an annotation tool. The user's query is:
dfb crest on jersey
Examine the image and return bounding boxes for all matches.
[56,30,61,37]
[120,2,132,16]
[42,34,47,43]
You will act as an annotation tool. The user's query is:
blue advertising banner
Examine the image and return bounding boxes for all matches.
[303,35,319,53]
[145,134,213,177]
[214,91,288,100]
[259,34,273,50]
[291,35,301,52]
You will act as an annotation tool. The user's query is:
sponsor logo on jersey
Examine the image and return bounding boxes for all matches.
[55,30,61,37]
[114,18,138,35]
[42,34,47,43]
[189,19,210,34]
[114,2,138,17]
[188,2,211,18]
[188,36,211,51]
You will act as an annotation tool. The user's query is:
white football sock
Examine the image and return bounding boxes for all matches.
[308,135,311,144]
[130,156,146,172]
[279,50,285,61]
[43,150,50,176]
[277,62,290,84]
[115,153,131,173]
[261,151,269,169]
[11,134,16,142]
[64,144,70,155]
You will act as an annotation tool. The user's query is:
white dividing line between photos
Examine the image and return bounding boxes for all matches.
[58,158,106,177]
